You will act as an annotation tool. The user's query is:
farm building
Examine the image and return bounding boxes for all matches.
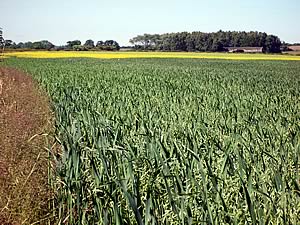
[225,47,264,53]
[288,45,300,51]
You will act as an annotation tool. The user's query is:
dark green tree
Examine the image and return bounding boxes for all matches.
[96,41,104,47]
[104,40,120,51]
[95,40,120,51]
[67,40,81,48]
[24,42,33,49]
[265,35,281,53]
[130,31,282,53]
[32,40,54,50]
[0,28,4,53]
[84,39,95,49]
[5,40,14,47]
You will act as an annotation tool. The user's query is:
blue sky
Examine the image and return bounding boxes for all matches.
[1,0,300,45]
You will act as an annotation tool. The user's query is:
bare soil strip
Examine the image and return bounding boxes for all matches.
[0,68,52,224]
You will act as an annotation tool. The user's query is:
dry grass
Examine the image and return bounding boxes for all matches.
[0,68,54,224]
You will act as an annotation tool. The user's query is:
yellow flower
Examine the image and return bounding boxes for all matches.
[3,51,300,61]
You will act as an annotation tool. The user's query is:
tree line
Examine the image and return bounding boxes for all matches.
[3,39,120,51]
[129,31,282,53]
[2,30,295,53]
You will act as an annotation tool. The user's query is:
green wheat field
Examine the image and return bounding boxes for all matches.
[4,58,300,224]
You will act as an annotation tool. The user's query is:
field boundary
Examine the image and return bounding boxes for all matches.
[0,67,54,224]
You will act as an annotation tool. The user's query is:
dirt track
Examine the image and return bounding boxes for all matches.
[0,68,52,224]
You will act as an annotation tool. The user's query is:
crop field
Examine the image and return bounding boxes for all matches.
[3,50,300,61]
[2,57,300,224]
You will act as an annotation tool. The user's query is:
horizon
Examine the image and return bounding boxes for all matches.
[2,30,299,47]
[1,30,299,47]
[1,0,300,46]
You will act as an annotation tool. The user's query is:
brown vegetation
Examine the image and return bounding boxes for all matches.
[0,68,53,224]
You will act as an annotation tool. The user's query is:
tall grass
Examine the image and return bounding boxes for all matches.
[5,58,300,224]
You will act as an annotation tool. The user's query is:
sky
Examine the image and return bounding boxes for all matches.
[1,0,300,46]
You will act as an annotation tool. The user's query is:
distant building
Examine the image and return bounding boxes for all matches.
[119,47,135,52]
[225,47,264,53]
[288,46,300,51]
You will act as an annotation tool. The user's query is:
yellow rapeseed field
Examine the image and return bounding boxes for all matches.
[3,51,300,61]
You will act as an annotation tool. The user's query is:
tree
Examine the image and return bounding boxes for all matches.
[96,41,104,47]
[129,31,282,53]
[84,39,95,49]
[67,40,81,49]
[104,40,120,51]
[5,40,13,47]
[130,34,161,50]
[4,40,17,49]
[280,41,290,51]
[73,45,86,51]
[265,35,281,53]
[211,40,224,52]
[23,42,34,49]
[15,42,24,49]
[96,40,120,51]
[0,28,4,53]
[32,40,54,50]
